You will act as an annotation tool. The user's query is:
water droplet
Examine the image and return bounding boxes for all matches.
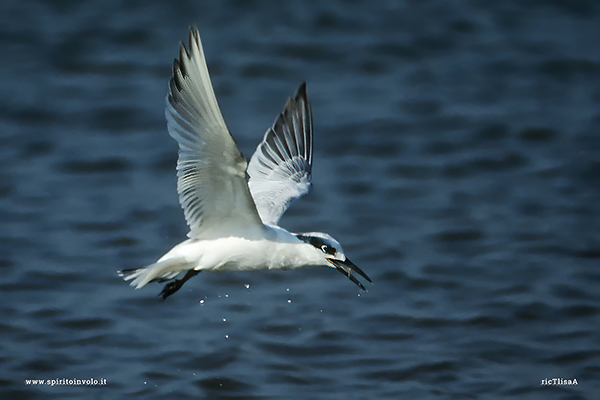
[287,299,292,304]
[144,381,148,385]
[225,294,229,298]
[225,334,229,339]
[222,318,227,322]
[199,299,205,304]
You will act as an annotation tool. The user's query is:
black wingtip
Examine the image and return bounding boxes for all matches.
[178,42,189,65]
[173,27,199,79]
[296,82,307,100]
[171,59,183,92]
[187,26,202,57]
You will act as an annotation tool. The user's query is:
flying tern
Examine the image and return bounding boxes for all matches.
[118,27,372,299]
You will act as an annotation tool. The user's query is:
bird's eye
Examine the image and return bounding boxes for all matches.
[321,244,335,255]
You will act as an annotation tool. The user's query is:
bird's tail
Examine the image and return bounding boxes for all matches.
[118,257,194,289]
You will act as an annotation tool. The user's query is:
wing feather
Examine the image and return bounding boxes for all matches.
[166,27,265,239]
[247,83,313,225]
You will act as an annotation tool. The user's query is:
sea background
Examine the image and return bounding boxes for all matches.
[1,1,599,399]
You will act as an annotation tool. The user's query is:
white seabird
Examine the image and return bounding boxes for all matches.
[118,27,371,299]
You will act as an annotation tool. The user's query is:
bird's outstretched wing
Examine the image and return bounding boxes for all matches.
[247,83,313,226]
[166,27,265,239]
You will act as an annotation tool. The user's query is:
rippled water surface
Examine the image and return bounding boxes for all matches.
[1,1,599,399]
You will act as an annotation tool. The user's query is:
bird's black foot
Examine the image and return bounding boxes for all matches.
[158,269,201,300]
[159,280,183,300]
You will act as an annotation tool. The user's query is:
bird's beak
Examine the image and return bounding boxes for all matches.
[327,257,372,291]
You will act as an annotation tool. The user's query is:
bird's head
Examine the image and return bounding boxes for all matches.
[295,232,372,290]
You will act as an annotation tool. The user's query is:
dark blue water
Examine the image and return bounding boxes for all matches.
[1,1,599,399]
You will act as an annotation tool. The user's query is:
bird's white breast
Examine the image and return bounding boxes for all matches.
[157,227,325,273]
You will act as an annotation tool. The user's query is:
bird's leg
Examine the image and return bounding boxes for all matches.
[159,269,201,300]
